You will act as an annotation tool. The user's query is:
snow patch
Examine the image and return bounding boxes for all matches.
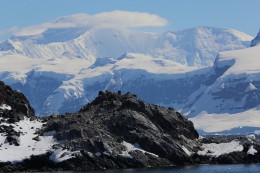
[245,83,257,92]
[49,148,81,163]
[0,104,11,110]
[226,29,253,42]
[218,46,260,76]
[0,118,56,162]
[120,141,158,158]
[190,109,260,133]
[181,146,192,156]
[247,146,257,155]
[197,140,243,157]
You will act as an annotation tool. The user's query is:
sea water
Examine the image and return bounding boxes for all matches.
[45,164,260,173]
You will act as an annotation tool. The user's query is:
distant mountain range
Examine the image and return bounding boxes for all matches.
[1,24,259,134]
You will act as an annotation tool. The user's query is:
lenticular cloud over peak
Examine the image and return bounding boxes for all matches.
[56,11,168,28]
[13,11,168,36]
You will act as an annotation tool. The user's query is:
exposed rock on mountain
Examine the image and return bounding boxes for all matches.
[250,30,260,47]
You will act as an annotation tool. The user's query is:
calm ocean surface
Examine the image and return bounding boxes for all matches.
[45,164,260,173]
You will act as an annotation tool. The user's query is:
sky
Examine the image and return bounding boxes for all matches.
[0,0,259,41]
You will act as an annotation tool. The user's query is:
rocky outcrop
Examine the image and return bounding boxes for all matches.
[0,92,3,105]
[0,81,35,121]
[0,81,36,148]
[40,91,200,169]
[1,82,260,172]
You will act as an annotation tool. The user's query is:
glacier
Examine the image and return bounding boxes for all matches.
[188,38,260,133]
[0,24,258,134]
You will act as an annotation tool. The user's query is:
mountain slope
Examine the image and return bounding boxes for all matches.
[0,26,252,116]
[167,27,252,66]
[0,26,252,67]
[184,43,260,133]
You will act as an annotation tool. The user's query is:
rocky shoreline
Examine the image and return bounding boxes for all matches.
[0,81,260,172]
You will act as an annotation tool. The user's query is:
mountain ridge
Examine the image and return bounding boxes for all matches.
[0,26,252,66]
[0,25,257,134]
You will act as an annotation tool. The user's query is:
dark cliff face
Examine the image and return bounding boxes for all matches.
[42,91,199,169]
[80,91,199,140]
[0,81,35,122]
[250,30,260,47]
[0,81,36,149]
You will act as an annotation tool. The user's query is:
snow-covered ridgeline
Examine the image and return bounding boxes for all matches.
[0,26,252,67]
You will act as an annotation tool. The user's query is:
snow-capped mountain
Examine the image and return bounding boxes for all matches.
[0,26,251,67]
[185,36,260,134]
[0,24,256,133]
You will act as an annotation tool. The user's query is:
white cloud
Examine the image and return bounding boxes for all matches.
[55,11,168,28]
[0,26,19,41]
[10,11,168,37]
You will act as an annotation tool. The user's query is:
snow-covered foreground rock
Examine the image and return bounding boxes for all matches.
[0,82,197,171]
[0,118,55,162]
[1,82,260,172]
[197,140,244,157]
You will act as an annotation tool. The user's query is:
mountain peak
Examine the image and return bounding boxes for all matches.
[0,26,252,67]
[174,26,253,41]
[0,39,16,51]
[11,27,90,44]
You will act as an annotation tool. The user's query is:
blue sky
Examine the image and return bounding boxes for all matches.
[0,0,259,41]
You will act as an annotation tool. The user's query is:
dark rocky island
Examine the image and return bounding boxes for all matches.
[0,81,260,172]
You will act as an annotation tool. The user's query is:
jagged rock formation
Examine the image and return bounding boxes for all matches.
[0,85,201,171]
[0,81,36,149]
[41,91,199,169]
[0,81,35,121]
[1,82,260,172]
